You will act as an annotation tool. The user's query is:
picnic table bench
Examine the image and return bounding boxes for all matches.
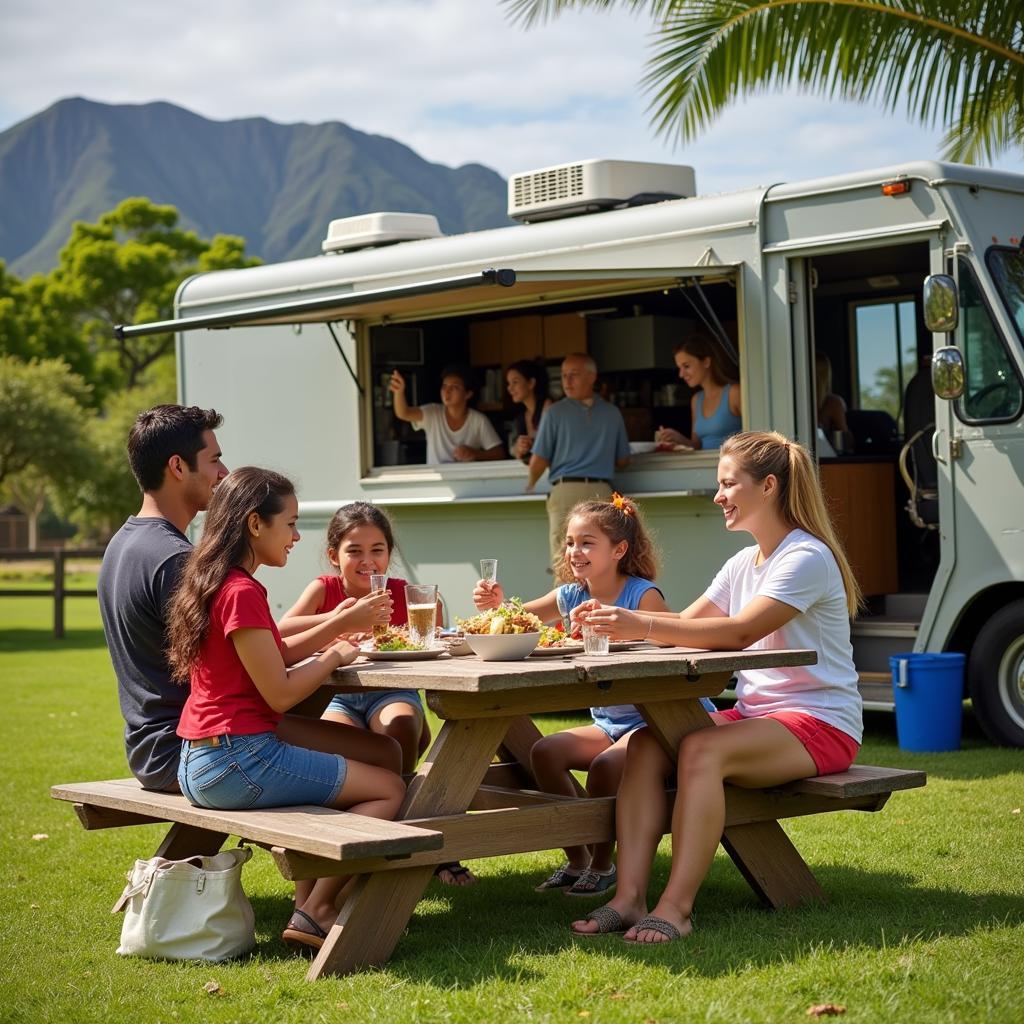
[53,645,926,979]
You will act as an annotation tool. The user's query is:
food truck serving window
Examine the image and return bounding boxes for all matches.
[359,271,741,474]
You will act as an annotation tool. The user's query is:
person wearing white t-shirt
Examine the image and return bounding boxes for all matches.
[569,431,863,945]
[389,364,504,465]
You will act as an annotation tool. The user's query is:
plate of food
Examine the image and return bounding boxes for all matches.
[438,631,473,656]
[529,644,584,657]
[359,627,448,661]
[530,624,584,656]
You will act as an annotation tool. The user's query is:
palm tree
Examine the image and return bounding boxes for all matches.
[504,1,1024,163]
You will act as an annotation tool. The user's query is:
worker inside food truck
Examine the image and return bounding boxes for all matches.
[367,279,742,470]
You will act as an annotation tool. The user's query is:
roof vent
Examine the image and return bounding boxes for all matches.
[508,159,696,223]
[322,212,443,254]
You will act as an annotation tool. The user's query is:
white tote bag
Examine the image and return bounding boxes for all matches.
[113,846,256,961]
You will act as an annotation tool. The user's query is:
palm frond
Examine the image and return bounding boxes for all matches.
[502,0,674,29]
[504,0,618,28]
[641,0,1024,161]
[941,89,1024,163]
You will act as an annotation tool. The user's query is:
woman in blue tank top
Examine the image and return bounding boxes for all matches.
[655,334,742,450]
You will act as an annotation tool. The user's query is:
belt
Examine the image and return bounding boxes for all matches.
[551,477,611,487]
[185,736,223,748]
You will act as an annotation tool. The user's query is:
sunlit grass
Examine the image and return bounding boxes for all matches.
[2,597,1021,1023]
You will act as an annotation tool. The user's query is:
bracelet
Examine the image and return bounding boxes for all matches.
[643,616,654,641]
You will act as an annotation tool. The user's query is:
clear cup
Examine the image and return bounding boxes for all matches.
[582,623,610,657]
[405,583,438,649]
[479,558,498,583]
[369,573,389,636]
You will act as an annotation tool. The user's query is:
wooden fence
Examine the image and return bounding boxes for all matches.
[0,548,106,638]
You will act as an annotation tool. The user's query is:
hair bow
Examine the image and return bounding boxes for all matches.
[611,492,635,516]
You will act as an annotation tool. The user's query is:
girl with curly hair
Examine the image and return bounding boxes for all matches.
[471,493,715,896]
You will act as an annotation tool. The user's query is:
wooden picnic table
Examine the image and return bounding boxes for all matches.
[53,643,926,980]
[286,644,840,978]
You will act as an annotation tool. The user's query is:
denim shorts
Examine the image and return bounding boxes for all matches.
[177,732,346,810]
[591,696,718,742]
[325,689,423,729]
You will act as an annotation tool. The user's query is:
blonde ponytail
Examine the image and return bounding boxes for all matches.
[720,432,863,616]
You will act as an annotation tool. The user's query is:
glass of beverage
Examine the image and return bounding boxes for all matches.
[582,623,610,657]
[479,558,498,583]
[405,583,438,649]
[369,574,388,637]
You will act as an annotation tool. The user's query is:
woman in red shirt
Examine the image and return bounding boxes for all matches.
[167,467,405,951]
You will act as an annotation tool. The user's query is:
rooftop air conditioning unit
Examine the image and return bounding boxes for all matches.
[508,159,696,223]
[322,212,443,254]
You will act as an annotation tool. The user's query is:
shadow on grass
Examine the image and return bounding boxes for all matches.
[244,855,1024,984]
[861,708,1023,780]
[0,626,108,653]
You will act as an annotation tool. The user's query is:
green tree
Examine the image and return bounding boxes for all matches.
[68,380,171,542]
[1,267,104,397]
[506,1,1024,163]
[0,261,26,357]
[0,357,95,548]
[42,197,259,397]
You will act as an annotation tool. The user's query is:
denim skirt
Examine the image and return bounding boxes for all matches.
[178,731,347,810]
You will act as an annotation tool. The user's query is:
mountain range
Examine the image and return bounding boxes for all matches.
[0,97,510,277]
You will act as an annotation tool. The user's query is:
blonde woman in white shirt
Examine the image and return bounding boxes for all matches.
[570,431,863,944]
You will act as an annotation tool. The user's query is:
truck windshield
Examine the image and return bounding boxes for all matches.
[988,247,1024,347]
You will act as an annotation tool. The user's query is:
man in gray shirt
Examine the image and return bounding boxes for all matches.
[527,353,631,569]
[97,405,228,791]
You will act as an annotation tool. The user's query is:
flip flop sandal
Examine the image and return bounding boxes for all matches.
[566,865,617,896]
[281,908,328,951]
[434,861,473,885]
[571,904,627,936]
[534,863,583,892]
[622,914,686,944]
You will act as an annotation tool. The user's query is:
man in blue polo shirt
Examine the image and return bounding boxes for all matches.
[526,352,631,568]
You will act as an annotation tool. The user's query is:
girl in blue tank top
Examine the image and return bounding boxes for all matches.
[471,493,716,897]
[655,334,742,450]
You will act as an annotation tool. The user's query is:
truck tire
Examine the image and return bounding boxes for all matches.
[967,599,1024,747]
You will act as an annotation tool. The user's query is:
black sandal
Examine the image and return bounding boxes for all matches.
[434,861,474,885]
[281,908,328,951]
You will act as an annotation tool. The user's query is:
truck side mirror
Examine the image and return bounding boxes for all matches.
[932,345,965,400]
[923,274,959,332]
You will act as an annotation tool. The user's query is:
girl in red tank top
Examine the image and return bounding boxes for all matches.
[279,503,472,887]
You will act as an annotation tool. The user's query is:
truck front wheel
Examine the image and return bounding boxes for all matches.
[967,599,1024,747]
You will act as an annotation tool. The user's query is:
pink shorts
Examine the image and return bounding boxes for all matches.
[715,708,859,776]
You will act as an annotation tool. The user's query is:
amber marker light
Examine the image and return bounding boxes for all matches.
[881,179,911,196]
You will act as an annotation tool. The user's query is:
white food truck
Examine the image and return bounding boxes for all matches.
[120,158,1024,745]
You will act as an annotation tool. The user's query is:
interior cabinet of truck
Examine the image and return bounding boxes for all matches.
[469,312,586,367]
[820,459,899,597]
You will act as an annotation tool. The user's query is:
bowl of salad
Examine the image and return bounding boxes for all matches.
[457,599,542,661]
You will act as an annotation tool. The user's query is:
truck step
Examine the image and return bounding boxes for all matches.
[851,618,919,639]
[858,671,895,710]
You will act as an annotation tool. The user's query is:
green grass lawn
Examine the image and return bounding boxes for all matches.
[1,596,1022,1023]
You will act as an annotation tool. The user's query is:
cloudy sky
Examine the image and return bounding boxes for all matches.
[2,0,1021,194]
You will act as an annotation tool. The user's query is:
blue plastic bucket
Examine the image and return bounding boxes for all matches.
[889,652,965,752]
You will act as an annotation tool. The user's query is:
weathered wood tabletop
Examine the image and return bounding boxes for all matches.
[295,644,823,979]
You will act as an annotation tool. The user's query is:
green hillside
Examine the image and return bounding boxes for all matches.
[0,97,510,276]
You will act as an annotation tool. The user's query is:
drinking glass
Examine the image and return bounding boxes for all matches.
[369,574,389,636]
[555,588,571,635]
[405,583,438,648]
[582,623,610,656]
[479,558,498,583]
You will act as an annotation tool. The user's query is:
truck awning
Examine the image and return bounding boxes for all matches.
[114,262,736,339]
[114,268,517,340]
